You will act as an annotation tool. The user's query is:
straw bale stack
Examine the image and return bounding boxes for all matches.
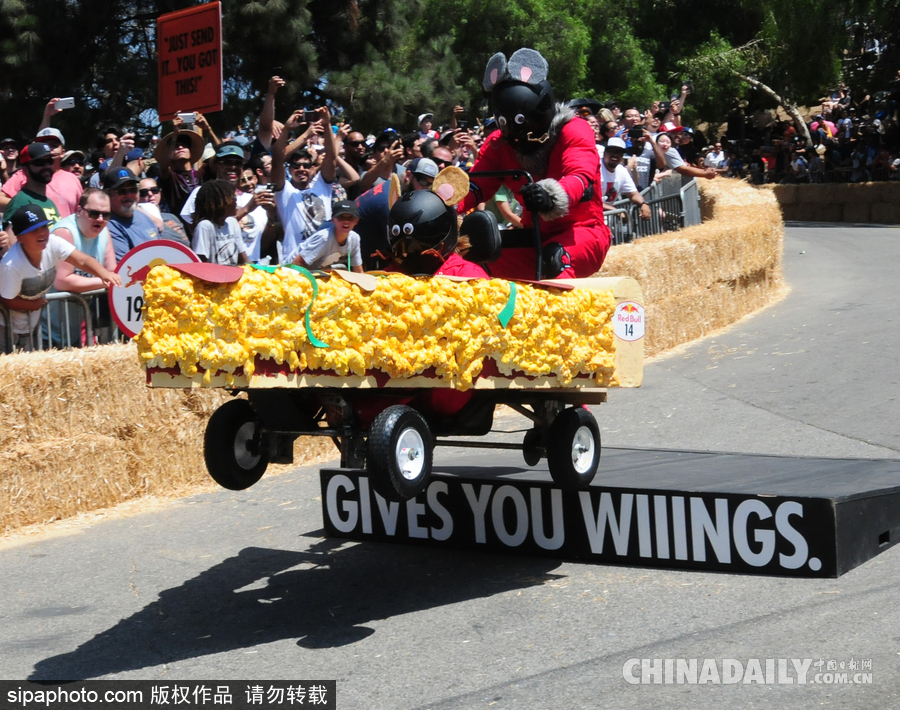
[767,182,900,224]
[600,178,785,356]
[0,344,333,533]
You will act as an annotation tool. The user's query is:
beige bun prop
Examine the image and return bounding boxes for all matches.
[432,166,469,206]
[388,173,402,208]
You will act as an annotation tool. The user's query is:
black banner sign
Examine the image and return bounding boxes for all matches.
[321,471,837,577]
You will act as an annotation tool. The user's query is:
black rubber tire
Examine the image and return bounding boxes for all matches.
[366,405,433,501]
[546,407,601,490]
[522,428,542,466]
[204,399,269,490]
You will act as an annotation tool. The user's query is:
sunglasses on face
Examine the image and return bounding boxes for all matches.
[347,140,366,147]
[433,159,450,168]
[219,159,243,168]
[116,187,138,196]
[414,174,434,187]
[83,209,111,220]
[29,158,54,167]
[139,186,160,197]
[63,159,84,167]
[576,108,593,117]
[290,162,313,170]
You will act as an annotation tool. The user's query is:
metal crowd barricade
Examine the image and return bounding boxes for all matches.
[1,289,120,354]
[602,178,700,243]
[603,206,631,245]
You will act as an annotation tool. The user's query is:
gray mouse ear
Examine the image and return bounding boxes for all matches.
[483,52,509,91]
[507,48,548,86]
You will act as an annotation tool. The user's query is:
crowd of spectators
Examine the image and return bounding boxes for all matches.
[1,69,898,351]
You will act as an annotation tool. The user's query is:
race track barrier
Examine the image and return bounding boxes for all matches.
[764,182,900,224]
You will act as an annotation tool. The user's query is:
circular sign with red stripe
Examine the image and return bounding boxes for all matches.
[108,240,199,338]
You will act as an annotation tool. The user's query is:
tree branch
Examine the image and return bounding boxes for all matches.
[732,71,812,144]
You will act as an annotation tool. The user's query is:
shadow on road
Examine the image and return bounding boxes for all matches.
[30,537,563,680]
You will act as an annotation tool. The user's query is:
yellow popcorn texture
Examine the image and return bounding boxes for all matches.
[137,266,618,390]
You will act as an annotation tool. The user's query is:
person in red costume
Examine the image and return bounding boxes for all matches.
[459,48,611,280]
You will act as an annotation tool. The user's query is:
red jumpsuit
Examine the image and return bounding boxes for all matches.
[460,116,611,280]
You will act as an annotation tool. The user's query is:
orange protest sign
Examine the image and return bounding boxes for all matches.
[157,2,223,121]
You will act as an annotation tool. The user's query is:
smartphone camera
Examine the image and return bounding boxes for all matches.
[177,112,195,126]
[54,97,75,110]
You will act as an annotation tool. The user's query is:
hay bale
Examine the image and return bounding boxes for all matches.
[870,202,900,225]
[773,184,798,205]
[601,177,784,358]
[843,201,872,224]
[0,344,335,533]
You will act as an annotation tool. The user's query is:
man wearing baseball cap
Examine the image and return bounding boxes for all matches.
[600,138,651,221]
[0,127,83,218]
[104,167,161,262]
[289,199,363,272]
[406,157,439,190]
[2,143,62,254]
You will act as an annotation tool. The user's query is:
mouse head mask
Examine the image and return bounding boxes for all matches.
[484,48,555,154]
[387,167,468,274]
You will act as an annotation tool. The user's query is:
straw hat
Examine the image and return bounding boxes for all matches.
[153,126,205,164]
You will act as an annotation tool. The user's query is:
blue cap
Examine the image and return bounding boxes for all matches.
[9,204,51,236]
[215,143,244,160]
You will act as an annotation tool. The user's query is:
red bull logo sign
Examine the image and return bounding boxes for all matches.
[109,240,200,338]
[614,301,645,341]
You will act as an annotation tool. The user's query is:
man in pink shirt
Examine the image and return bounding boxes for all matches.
[0,127,83,218]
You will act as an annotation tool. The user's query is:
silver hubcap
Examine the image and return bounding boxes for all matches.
[571,426,595,473]
[396,427,425,481]
[234,421,262,470]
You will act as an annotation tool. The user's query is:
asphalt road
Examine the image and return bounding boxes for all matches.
[1,224,899,709]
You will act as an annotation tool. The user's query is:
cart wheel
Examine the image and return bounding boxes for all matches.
[204,399,269,490]
[522,429,542,467]
[546,407,600,490]
[367,405,433,501]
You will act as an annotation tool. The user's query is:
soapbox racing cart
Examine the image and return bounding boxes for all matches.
[143,171,643,502]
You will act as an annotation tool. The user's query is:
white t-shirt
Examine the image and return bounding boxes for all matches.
[704,150,726,169]
[191,217,246,265]
[290,223,362,270]
[0,234,75,333]
[275,174,334,261]
[236,192,268,262]
[600,162,638,203]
